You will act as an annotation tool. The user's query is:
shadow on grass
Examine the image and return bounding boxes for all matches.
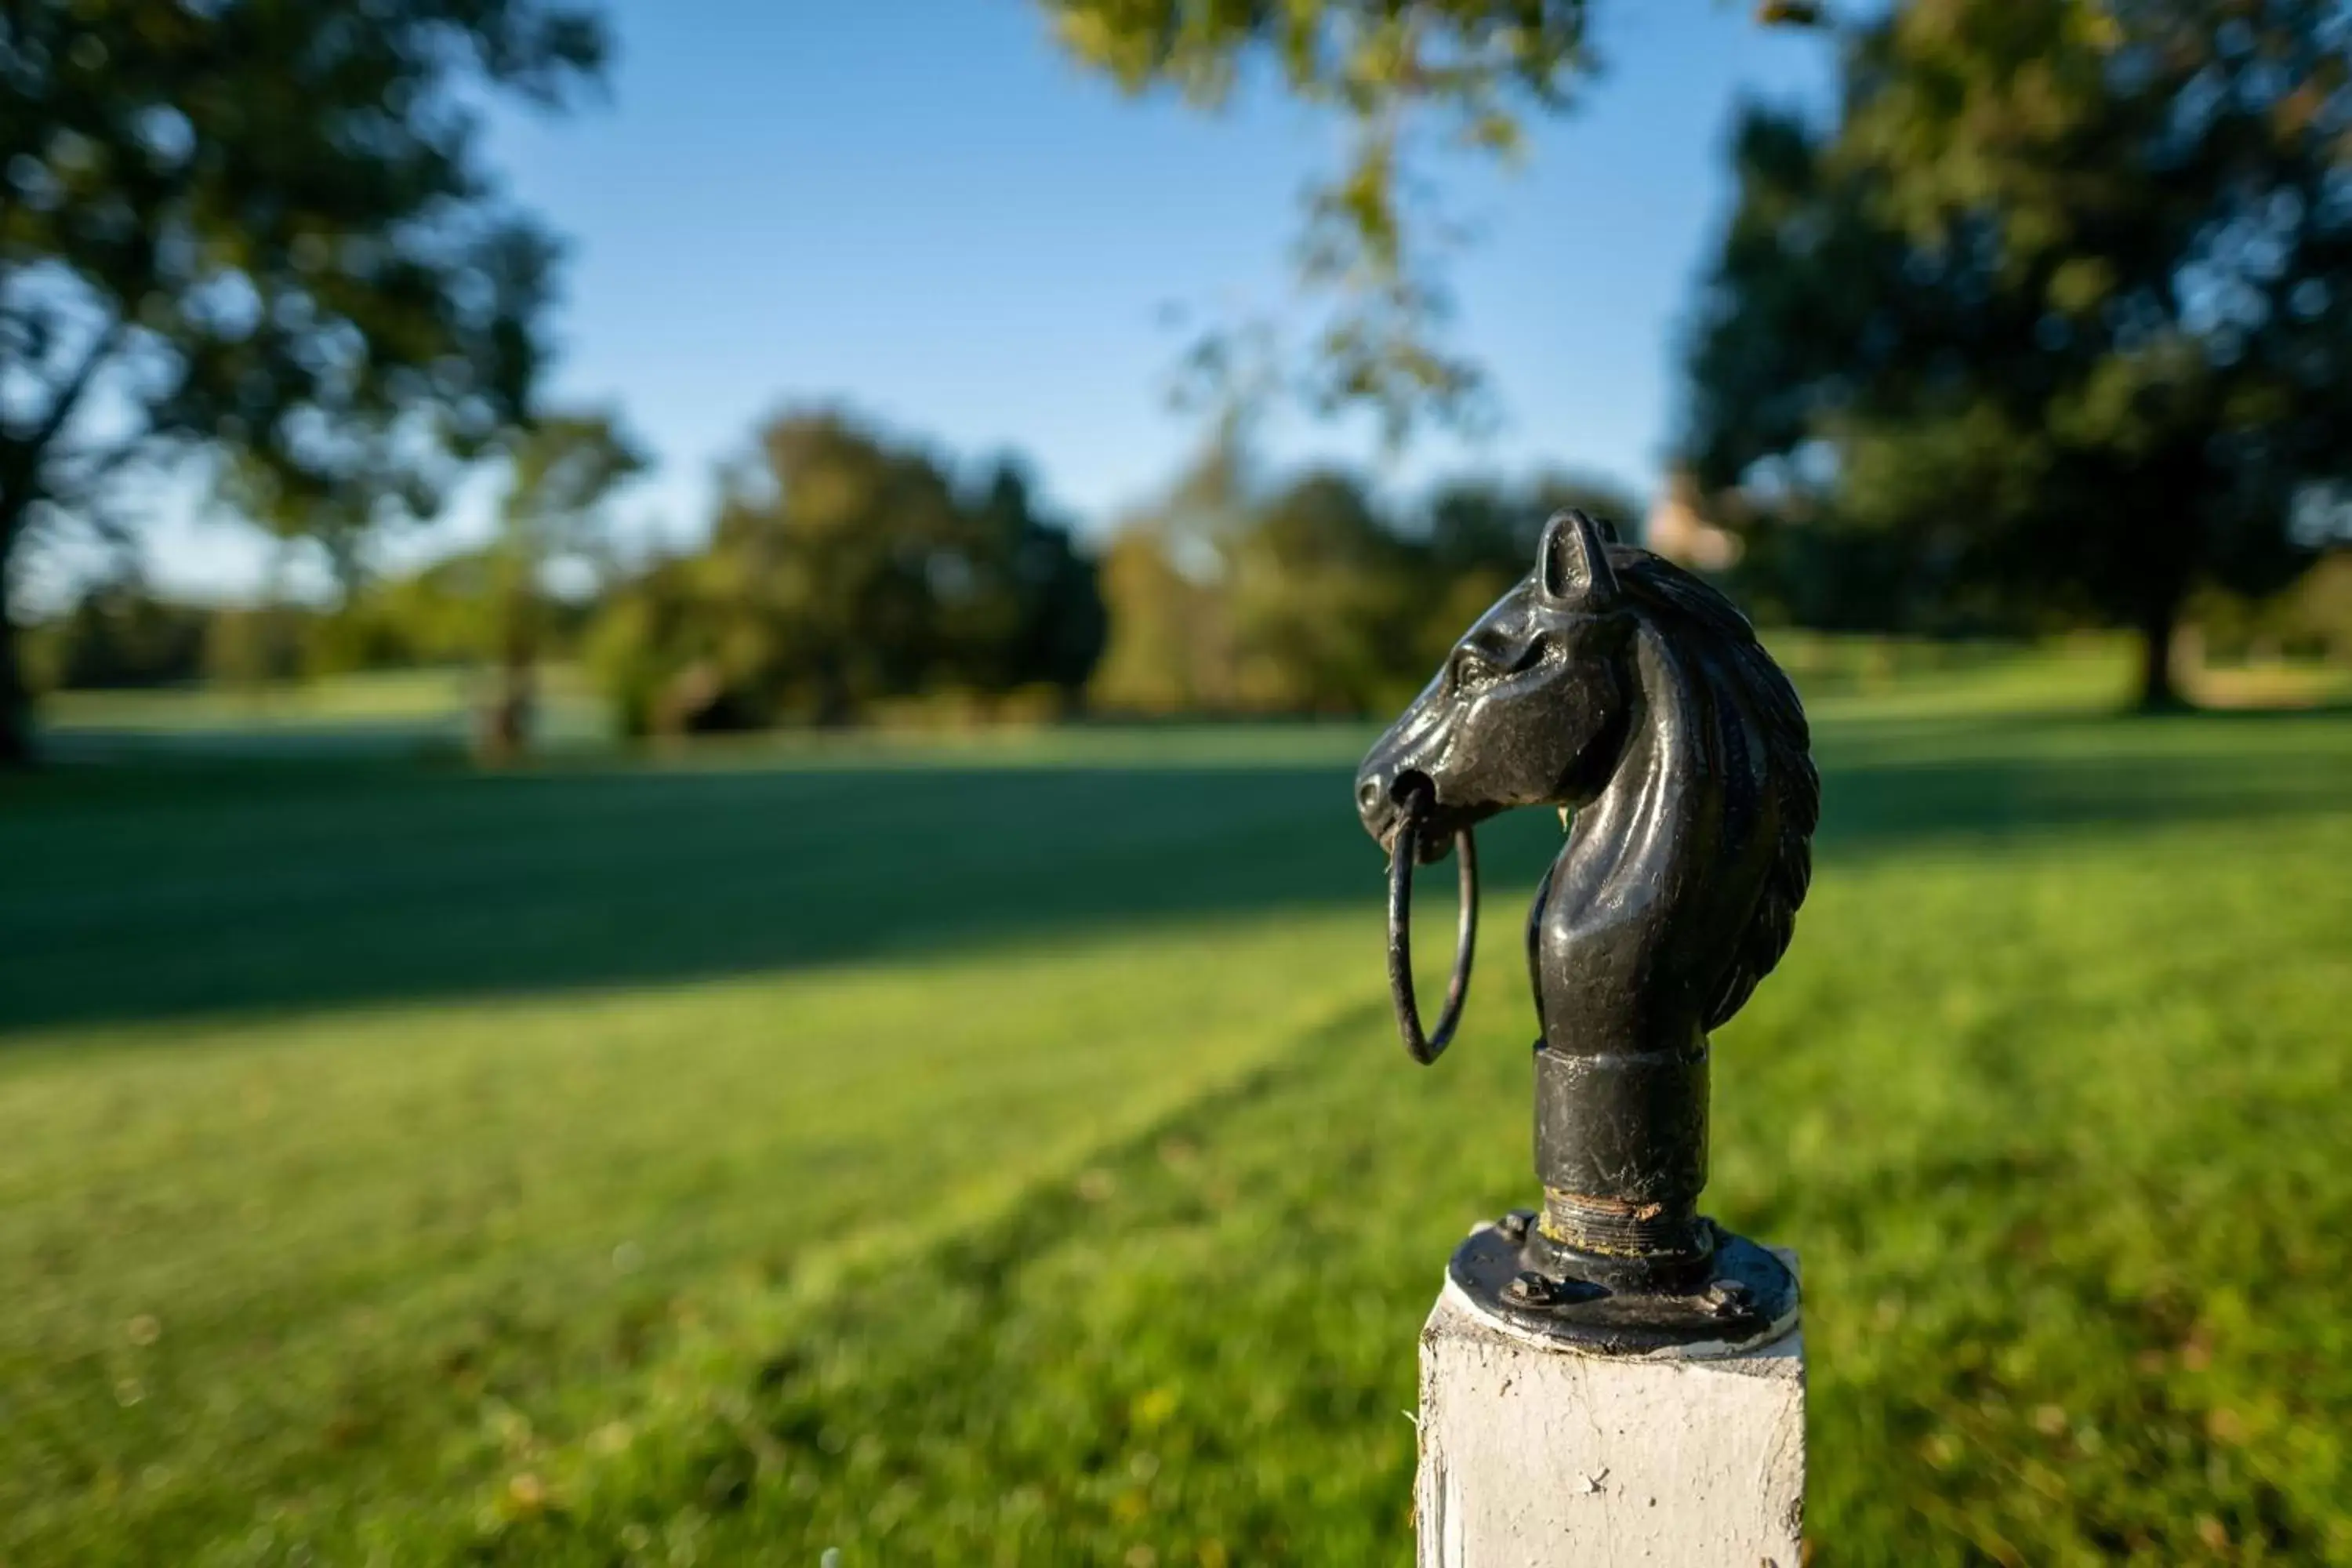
[3,713,2346,1037]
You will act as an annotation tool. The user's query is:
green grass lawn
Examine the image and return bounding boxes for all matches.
[2,666,2349,1565]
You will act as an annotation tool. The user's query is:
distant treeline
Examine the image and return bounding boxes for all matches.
[1087,441,1642,719]
[28,408,2351,735]
[25,412,1641,733]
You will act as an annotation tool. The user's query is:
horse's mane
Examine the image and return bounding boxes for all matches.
[1608,544,1819,1031]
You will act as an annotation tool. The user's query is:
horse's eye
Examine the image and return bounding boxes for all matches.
[1453,641,1542,690]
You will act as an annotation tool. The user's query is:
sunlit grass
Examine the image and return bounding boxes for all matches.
[2,673,2347,1563]
[0,917,1367,1560]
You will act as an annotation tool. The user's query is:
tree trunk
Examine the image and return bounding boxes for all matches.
[0,611,31,769]
[475,591,538,764]
[2135,587,2187,713]
[477,663,534,764]
[813,659,855,728]
[0,514,31,768]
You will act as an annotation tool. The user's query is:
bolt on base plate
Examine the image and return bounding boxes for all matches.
[1447,1211,1799,1358]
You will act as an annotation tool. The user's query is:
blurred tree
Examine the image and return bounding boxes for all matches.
[955,461,1110,716]
[1091,426,1250,713]
[1225,469,1422,713]
[1040,0,1593,443]
[720,412,967,727]
[203,601,308,688]
[1094,432,1634,715]
[1422,472,1635,579]
[201,546,314,687]
[1090,521,1232,713]
[581,551,687,736]
[2280,549,2352,662]
[0,0,609,763]
[299,557,482,680]
[2194,546,2352,664]
[477,410,647,760]
[1041,2,1823,444]
[590,412,1104,735]
[1685,0,2350,708]
[26,579,208,691]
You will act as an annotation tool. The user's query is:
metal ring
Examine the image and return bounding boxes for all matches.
[1386,809,1479,1065]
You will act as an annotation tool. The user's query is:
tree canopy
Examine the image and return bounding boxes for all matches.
[590,412,1107,734]
[1040,2,1828,442]
[1090,421,1642,716]
[1685,0,2350,706]
[0,0,611,761]
[1039,0,1599,441]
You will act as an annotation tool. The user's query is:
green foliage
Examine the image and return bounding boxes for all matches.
[1418,469,1644,644]
[494,412,651,621]
[1684,0,2352,707]
[2194,547,2352,663]
[1093,437,1642,715]
[1220,469,1417,712]
[590,412,1105,735]
[1039,1,1596,442]
[475,410,648,758]
[301,560,491,680]
[0,0,611,760]
[201,601,310,688]
[21,579,209,691]
[1087,521,1234,713]
[1089,429,1253,713]
[2,682,2348,1561]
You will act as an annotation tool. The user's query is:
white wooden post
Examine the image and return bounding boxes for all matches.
[1414,1253,1806,1567]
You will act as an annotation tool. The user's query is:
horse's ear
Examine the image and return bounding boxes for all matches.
[1537,510,1621,606]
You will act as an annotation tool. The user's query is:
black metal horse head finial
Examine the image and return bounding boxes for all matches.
[1356,508,1819,1355]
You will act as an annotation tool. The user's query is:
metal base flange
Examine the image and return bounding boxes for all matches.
[1448,1211,1799,1359]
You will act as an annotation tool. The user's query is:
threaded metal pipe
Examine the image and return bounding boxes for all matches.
[1540,1188,1709,1261]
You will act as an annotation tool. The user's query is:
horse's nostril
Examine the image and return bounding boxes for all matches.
[1358,779,1384,812]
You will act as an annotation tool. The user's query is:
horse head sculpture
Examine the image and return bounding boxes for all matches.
[1356,509,1818,1354]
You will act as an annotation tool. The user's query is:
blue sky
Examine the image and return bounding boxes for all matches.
[141,1,1836,596]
